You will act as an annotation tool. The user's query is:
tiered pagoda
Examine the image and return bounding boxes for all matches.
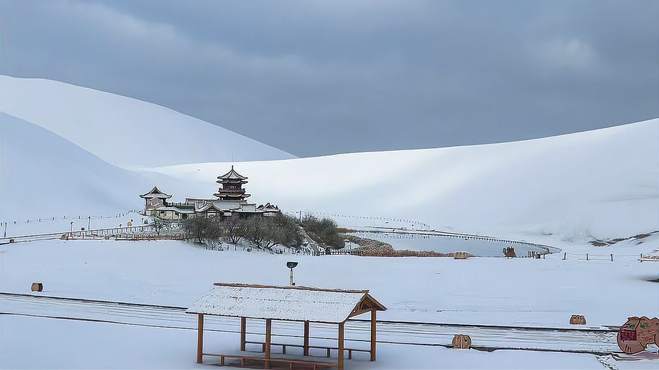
[214,165,250,201]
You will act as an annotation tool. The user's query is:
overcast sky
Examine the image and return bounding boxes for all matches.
[0,1,657,157]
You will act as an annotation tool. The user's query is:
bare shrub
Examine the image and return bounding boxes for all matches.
[301,215,345,248]
[182,216,221,244]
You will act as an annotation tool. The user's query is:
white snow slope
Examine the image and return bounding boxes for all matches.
[0,113,150,219]
[153,118,659,244]
[0,75,293,167]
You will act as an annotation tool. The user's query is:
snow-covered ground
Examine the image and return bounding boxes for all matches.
[1,239,658,369]
[1,240,656,328]
[0,315,614,370]
[0,75,293,167]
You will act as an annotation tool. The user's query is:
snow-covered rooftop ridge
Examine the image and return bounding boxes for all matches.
[139,186,172,199]
[217,165,248,181]
[186,283,386,323]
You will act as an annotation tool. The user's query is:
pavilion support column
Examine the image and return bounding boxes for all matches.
[196,314,204,364]
[240,317,246,351]
[338,322,345,370]
[303,321,310,356]
[264,319,272,369]
[370,309,377,361]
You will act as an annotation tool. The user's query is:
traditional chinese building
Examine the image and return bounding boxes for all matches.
[140,166,280,220]
[214,166,250,201]
[140,186,172,212]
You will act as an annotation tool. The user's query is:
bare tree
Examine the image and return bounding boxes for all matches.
[222,216,244,244]
[240,214,302,250]
[152,217,172,236]
[241,217,275,249]
[182,216,221,244]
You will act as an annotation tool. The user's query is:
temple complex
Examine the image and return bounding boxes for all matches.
[140,166,280,220]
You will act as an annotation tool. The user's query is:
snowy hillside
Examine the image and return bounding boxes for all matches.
[0,113,149,219]
[152,118,659,244]
[0,75,293,167]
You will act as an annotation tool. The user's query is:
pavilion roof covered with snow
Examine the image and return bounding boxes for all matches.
[187,283,385,323]
[187,283,386,369]
[139,186,172,199]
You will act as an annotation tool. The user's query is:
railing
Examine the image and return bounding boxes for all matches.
[0,224,162,244]
[347,229,558,256]
[0,209,141,227]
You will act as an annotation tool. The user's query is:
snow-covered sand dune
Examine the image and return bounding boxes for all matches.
[0,113,151,219]
[0,75,293,167]
[1,73,656,246]
[153,119,659,244]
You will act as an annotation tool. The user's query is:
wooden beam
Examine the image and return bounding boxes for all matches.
[196,314,204,364]
[240,317,247,351]
[303,321,310,356]
[370,309,376,361]
[338,322,345,370]
[265,319,272,369]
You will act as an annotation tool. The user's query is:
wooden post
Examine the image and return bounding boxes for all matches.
[338,322,345,370]
[370,309,377,361]
[196,314,204,364]
[303,321,310,356]
[265,319,272,369]
[240,317,246,351]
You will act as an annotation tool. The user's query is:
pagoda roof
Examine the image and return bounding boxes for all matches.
[140,186,172,199]
[217,166,248,181]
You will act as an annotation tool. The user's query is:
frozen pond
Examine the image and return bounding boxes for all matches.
[348,231,559,257]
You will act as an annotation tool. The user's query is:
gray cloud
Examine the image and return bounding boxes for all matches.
[1,0,657,156]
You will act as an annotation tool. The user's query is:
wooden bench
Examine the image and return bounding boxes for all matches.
[204,353,336,369]
[244,341,371,360]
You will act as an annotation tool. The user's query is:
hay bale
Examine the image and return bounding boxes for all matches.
[31,282,43,292]
[569,314,586,325]
[453,251,470,260]
[451,334,471,349]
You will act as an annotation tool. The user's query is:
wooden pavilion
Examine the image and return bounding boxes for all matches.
[186,283,387,369]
